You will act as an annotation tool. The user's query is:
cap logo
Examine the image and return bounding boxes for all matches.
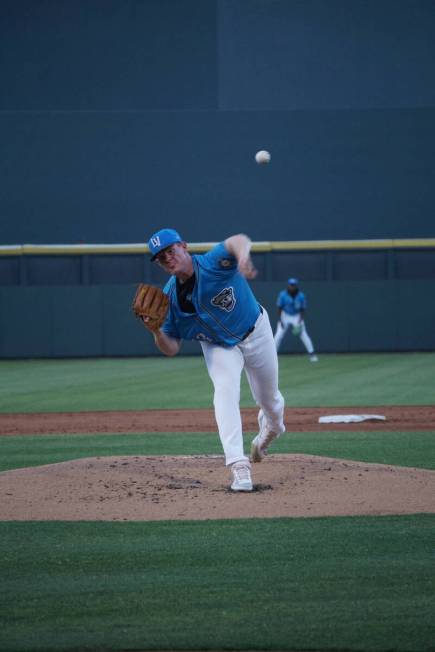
[150,236,161,247]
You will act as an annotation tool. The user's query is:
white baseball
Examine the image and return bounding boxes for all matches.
[255,150,271,165]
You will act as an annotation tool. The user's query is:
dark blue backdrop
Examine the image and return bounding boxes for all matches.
[1,0,435,244]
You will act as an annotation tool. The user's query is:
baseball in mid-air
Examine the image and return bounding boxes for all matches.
[255,149,271,165]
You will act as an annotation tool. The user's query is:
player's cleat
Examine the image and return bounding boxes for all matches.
[310,354,319,362]
[231,462,253,492]
[250,432,277,462]
[250,410,279,463]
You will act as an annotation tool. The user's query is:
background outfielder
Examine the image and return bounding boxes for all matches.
[274,278,318,362]
[140,228,285,492]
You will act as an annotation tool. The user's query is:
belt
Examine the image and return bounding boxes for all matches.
[241,305,263,341]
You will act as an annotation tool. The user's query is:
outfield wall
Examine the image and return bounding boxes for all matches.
[1,242,434,357]
[1,280,435,358]
[2,1,435,244]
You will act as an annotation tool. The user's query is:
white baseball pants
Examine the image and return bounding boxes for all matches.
[200,309,285,466]
[274,313,315,354]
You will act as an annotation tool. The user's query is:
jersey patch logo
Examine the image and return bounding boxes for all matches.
[219,257,233,268]
[211,287,236,312]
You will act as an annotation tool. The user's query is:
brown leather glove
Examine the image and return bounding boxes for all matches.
[132,283,169,333]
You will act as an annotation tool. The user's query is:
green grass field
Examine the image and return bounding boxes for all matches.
[1,516,434,652]
[0,353,434,652]
[1,352,434,412]
[1,431,435,473]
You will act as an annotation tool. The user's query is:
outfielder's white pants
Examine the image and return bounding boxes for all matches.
[274,313,315,354]
[201,309,285,466]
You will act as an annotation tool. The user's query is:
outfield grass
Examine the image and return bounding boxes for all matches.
[1,515,434,652]
[1,352,435,412]
[1,430,435,473]
[1,352,434,652]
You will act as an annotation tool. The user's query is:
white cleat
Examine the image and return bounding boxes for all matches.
[310,354,319,362]
[250,434,264,463]
[250,410,279,463]
[230,462,253,492]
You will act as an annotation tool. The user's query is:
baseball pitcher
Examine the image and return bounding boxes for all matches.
[132,228,285,492]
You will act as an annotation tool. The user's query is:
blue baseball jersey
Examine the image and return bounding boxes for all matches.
[161,243,261,347]
[277,289,306,315]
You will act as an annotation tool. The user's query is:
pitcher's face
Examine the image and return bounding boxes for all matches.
[155,242,193,278]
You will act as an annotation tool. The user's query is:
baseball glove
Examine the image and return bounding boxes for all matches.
[292,323,303,336]
[132,283,169,333]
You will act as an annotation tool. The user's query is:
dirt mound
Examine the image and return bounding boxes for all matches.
[1,454,434,521]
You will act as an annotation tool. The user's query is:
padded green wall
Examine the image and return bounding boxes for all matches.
[1,280,434,358]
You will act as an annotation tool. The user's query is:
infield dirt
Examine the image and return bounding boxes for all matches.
[0,405,434,435]
[1,406,434,521]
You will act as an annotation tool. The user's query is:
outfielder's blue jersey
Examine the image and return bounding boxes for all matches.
[162,243,261,347]
[277,289,306,315]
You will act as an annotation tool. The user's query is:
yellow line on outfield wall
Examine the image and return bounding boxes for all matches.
[0,238,434,256]
[268,238,435,250]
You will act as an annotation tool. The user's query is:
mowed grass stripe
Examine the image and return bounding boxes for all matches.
[0,515,434,652]
[1,353,435,412]
[1,430,435,472]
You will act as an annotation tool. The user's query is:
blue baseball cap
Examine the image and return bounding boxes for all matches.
[148,228,183,261]
[287,277,299,285]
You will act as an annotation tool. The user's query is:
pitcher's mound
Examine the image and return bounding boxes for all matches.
[1,454,434,521]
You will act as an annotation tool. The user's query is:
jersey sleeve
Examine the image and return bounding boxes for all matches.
[298,292,307,309]
[200,242,238,273]
[161,280,181,339]
[161,314,181,340]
